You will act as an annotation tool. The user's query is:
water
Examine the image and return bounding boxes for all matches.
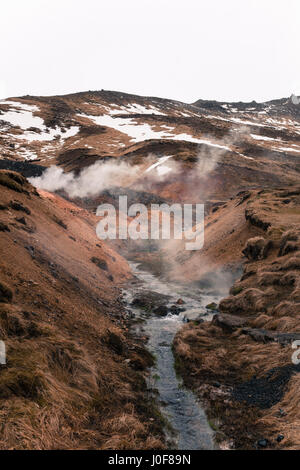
[124,263,224,450]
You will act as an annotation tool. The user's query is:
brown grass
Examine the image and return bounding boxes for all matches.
[0,173,165,450]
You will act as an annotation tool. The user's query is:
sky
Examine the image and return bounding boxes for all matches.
[0,0,299,103]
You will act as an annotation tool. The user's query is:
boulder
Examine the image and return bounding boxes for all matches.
[9,200,31,215]
[91,257,108,271]
[0,281,13,303]
[206,302,218,311]
[0,222,10,232]
[212,313,248,332]
[242,327,300,345]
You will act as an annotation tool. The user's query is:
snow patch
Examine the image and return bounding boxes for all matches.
[0,100,79,142]
[145,156,173,173]
[78,113,232,151]
[18,126,79,142]
[250,134,280,142]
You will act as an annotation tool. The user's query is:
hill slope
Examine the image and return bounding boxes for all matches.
[0,91,299,202]
[0,170,164,449]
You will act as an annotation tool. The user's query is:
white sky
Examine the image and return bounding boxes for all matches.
[0,0,299,103]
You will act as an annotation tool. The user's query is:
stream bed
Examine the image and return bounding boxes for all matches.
[123,263,225,450]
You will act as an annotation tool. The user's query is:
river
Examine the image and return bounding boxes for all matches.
[123,262,225,450]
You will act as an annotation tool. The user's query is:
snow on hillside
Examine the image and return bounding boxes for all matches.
[0,100,44,130]
[78,113,232,151]
[0,99,79,142]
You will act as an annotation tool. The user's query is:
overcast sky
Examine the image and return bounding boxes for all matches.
[0,0,299,103]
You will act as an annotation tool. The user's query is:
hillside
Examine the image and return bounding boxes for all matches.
[174,186,300,449]
[0,91,299,203]
[0,170,165,449]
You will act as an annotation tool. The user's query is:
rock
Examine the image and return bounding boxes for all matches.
[206,302,218,311]
[245,208,271,231]
[170,305,184,315]
[9,200,31,215]
[213,313,248,332]
[230,285,243,296]
[242,327,277,343]
[131,290,170,313]
[257,439,269,448]
[0,281,13,302]
[106,331,124,355]
[16,216,26,225]
[91,257,108,271]
[242,237,273,260]
[52,215,67,229]
[212,381,221,388]
[0,222,10,232]
[194,315,204,324]
[153,305,169,316]
[242,327,300,345]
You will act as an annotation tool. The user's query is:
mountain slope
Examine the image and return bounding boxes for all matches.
[0,170,164,449]
[173,185,300,449]
[0,91,299,202]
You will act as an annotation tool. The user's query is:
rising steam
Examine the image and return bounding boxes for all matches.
[29,161,141,198]
[29,132,240,199]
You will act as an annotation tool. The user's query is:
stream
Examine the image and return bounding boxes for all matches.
[123,262,225,450]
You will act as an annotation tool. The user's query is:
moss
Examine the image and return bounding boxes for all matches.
[208,418,219,432]
[206,302,218,311]
[230,286,244,296]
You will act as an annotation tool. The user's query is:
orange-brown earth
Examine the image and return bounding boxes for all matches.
[174,186,300,449]
[0,170,165,450]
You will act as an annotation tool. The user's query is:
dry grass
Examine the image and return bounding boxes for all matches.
[0,173,165,450]
[173,187,300,449]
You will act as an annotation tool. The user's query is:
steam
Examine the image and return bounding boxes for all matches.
[29,160,141,198]
[29,129,243,199]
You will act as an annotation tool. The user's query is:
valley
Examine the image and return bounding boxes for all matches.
[0,89,299,450]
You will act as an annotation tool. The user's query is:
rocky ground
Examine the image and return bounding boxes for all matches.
[173,186,300,449]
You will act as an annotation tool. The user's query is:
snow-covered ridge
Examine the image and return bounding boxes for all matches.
[78,113,232,151]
